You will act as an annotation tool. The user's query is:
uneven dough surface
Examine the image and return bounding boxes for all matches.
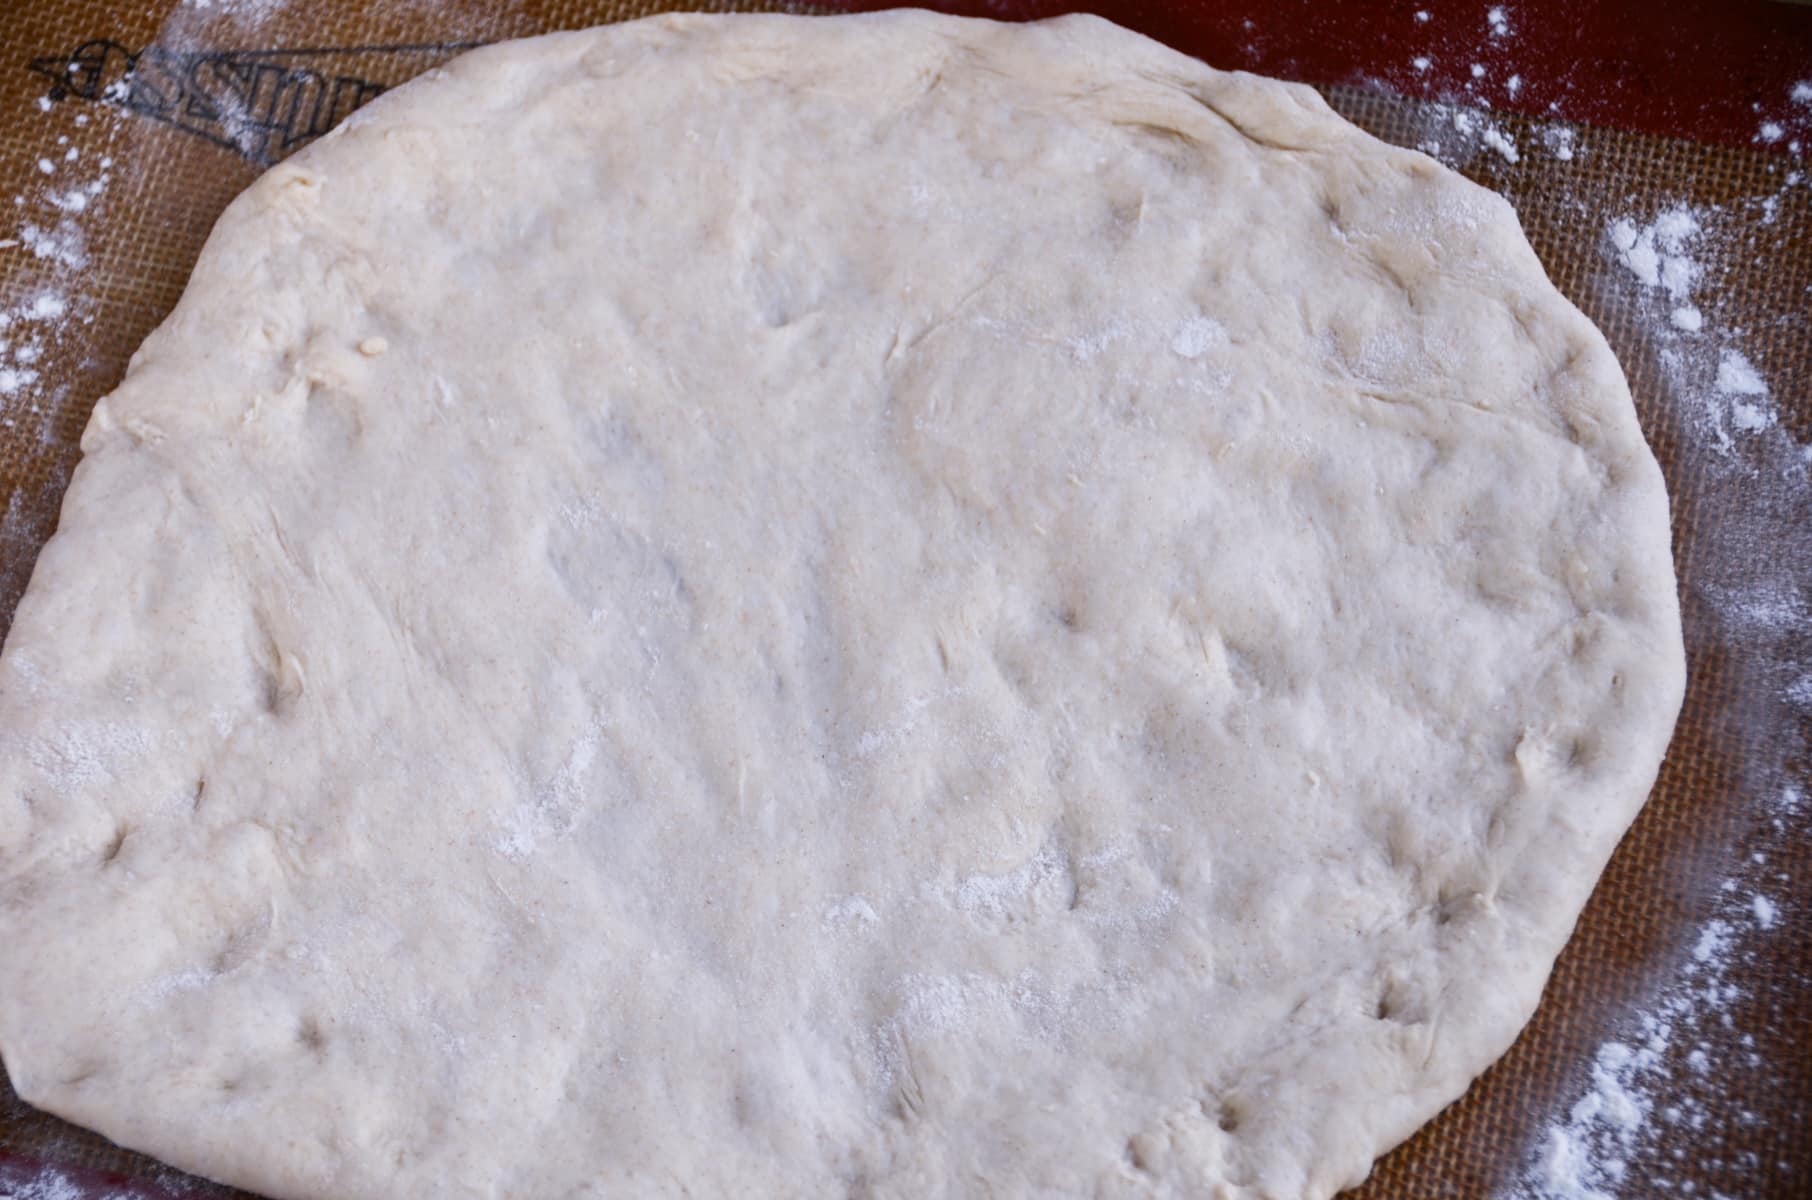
[0,13,1684,1199]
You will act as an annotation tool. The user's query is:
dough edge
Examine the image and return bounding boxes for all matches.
[0,12,1686,1199]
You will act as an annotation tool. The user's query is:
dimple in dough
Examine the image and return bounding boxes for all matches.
[0,12,1685,1199]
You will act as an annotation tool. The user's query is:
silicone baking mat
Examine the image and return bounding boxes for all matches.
[1,2,1807,1197]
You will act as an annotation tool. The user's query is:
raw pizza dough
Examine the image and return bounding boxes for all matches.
[0,12,1685,1199]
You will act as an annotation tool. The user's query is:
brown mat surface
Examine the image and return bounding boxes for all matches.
[2,3,1807,1198]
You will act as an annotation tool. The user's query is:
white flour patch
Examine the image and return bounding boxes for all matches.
[14,221,85,270]
[1598,204,1802,457]
[133,965,215,1006]
[1170,315,1226,359]
[1787,673,1812,709]
[866,964,1141,1096]
[1607,209,1699,298]
[181,0,292,20]
[1508,871,1794,1200]
[0,1164,85,1200]
[1410,102,1525,171]
[849,685,958,760]
[953,844,1072,921]
[1700,579,1806,647]
[2,70,123,490]
[1482,125,1520,163]
[24,720,155,790]
[823,894,879,929]
[974,310,1231,378]
[1713,349,1768,398]
[1393,0,1537,125]
[493,729,601,860]
[1749,80,1812,155]
[1064,317,1133,364]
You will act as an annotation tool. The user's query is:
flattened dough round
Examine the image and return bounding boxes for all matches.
[0,12,1684,1199]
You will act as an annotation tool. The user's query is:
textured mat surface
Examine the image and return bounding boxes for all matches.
[1,3,1807,1198]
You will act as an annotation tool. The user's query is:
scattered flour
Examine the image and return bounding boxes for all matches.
[1512,166,1812,1200]
[0,1163,85,1200]
[2,82,118,426]
[493,729,600,860]
[0,366,39,398]
[1713,349,1768,398]
[25,720,154,790]
[1787,673,1812,709]
[1509,866,1792,1200]
[182,0,292,19]
[1388,0,1544,167]
[823,894,879,929]
[1607,209,1699,298]
[23,295,66,322]
[1727,400,1773,434]
[1169,315,1225,360]
[1751,80,1812,155]
[1412,102,1525,170]
[132,965,215,1006]
[14,222,86,271]
[953,844,1072,921]
[1597,204,1804,457]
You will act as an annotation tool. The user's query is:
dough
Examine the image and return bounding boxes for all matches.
[0,12,1684,1199]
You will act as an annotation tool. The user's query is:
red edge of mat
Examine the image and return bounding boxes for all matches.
[818,0,1812,154]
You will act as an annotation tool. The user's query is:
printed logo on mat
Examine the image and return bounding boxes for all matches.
[27,40,483,165]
